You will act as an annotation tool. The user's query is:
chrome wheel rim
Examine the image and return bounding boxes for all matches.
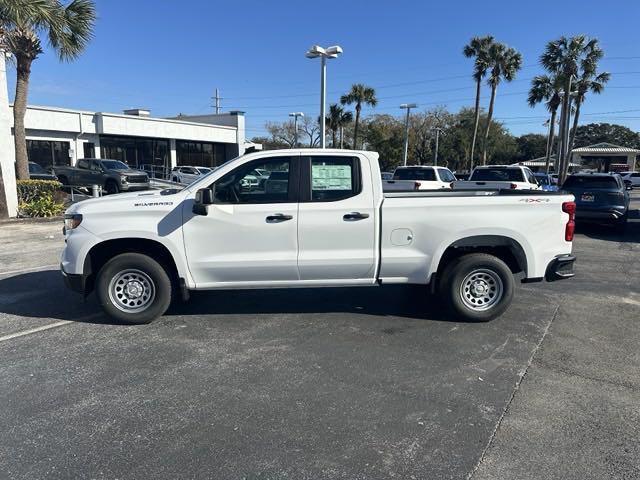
[459,268,503,312]
[108,269,156,313]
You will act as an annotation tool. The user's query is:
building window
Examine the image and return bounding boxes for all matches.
[176,140,226,167]
[83,142,95,158]
[26,140,70,169]
[99,136,170,175]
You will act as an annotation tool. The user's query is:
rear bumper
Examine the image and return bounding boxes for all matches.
[545,254,576,281]
[575,207,626,222]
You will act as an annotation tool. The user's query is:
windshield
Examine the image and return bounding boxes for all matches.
[394,168,436,181]
[563,176,619,189]
[101,160,129,170]
[29,163,45,173]
[471,168,524,182]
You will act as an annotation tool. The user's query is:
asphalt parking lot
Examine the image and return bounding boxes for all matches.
[0,194,639,480]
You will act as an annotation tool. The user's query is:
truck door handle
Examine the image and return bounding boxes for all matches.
[266,213,293,223]
[343,212,369,221]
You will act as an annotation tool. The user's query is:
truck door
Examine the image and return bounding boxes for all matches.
[74,159,92,185]
[297,155,377,281]
[182,155,301,286]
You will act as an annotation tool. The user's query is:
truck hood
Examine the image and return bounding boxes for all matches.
[66,189,185,215]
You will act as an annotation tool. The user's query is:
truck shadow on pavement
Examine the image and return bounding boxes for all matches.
[0,270,461,325]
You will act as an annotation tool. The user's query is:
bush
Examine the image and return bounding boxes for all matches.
[16,179,65,218]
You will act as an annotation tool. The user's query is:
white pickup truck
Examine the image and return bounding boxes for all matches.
[453,165,541,190]
[383,165,457,191]
[60,149,576,324]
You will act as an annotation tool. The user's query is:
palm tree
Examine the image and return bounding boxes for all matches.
[540,35,604,183]
[463,35,493,170]
[528,74,563,172]
[340,83,377,149]
[568,71,610,151]
[1,0,96,180]
[325,104,353,147]
[481,42,522,165]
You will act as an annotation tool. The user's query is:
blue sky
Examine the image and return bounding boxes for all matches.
[9,0,640,140]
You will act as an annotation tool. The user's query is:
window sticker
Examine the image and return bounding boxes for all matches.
[312,164,352,190]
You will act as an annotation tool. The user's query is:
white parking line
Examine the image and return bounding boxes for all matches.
[0,320,72,343]
[0,264,59,277]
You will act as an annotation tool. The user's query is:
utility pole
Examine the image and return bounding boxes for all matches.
[433,127,443,166]
[339,126,344,149]
[213,88,222,114]
[289,112,304,148]
[400,103,417,166]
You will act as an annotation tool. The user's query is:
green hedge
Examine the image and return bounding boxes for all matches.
[17,179,65,217]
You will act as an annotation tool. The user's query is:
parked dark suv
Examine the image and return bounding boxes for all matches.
[561,173,631,228]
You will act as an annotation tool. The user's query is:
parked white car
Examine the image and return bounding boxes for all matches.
[383,166,457,191]
[453,165,541,190]
[170,166,212,184]
[619,171,640,187]
[61,149,576,325]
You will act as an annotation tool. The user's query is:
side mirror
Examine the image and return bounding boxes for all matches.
[193,188,214,216]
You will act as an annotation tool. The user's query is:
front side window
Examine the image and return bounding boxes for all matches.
[438,169,456,182]
[309,156,360,201]
[212,157,293,204]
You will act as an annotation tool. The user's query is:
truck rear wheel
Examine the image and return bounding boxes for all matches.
[96,253,172,324]
[439,253,514,322]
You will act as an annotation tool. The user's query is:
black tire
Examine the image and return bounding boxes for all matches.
[96,253,172,324]
[614,214,628,231]
[105,180,119,195]
[57,175,69,185]
[172,176,179,183]
[438,253,514,322]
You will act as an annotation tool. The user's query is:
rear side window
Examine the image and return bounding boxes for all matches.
[471,168,524,182]
[438,169,456,182]
[77,159,89,169]
[563,176,619,189]
[394,168,436,181]
[308,156,361,202]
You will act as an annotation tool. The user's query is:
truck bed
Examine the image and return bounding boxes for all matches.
[384,189,565,199]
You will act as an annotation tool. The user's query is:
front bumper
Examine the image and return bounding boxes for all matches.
[545,254,576,281]
[61,263,88,295]
[120,183,151,192]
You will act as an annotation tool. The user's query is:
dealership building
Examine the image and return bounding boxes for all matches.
[0,51,255,217]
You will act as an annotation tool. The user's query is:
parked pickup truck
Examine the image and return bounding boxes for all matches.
[54,158,150,194]
[453,165,541,190]
[383,165,457,191]
[60,149,576,324]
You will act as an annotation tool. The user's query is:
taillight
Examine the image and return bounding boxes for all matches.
[510,183,518,189]
[562,201,576,242]
[414,182,421,190]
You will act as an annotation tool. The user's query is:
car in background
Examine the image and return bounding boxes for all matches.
[28,162,58,181]
[534,172,559,192]
[454,172,470,181]
[54,159,150,194]
[620,171,640,187]
[170,166,213,184]
[381,171,394,181]
[383,165,457,190]
[561,173,631,229]
[453,165,541,190]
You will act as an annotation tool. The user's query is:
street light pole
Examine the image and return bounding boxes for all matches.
[433,127,442,166]
[306,45,343,149]
[400,103,417,166]
[289,112,304,148]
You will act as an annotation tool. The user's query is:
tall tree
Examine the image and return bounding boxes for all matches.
[325,104,353,148]
[340,83,377,149]
[463,35,493,170]
[1,0,96,180]
[569,71,610,151]
[540,35,604,183]
[481,42,522,165]
[528,74,563,172]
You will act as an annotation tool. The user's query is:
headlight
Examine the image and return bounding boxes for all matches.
[64,213,83,230]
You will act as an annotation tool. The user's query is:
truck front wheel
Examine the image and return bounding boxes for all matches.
[96,253,172,324]
[439,253,514,322]
[105,180,119,194]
